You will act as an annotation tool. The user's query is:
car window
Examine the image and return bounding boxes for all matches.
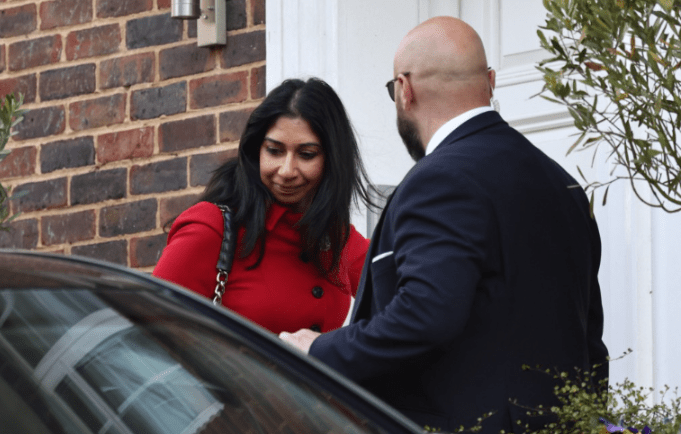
[0,289,391,434]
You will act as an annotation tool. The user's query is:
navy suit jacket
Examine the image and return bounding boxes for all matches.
[310,111,608,433]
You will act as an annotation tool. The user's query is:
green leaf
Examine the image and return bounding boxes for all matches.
[567,130,588,155]
[577,165,588,183]
[1,92,26,231]
[551,37,568,58]
[537,29,548,47]
[654,92,663,115]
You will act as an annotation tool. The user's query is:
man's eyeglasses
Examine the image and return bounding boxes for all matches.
[385,72,410,101]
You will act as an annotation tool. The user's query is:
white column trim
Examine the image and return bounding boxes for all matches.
[265,0,284,93]
[418,0,462,22]
[495,64,545,88]
[418,0,430,23]
[484,0,501,69]
[265,0,339,91]
[506,108,573,134]
[633,189,655,396]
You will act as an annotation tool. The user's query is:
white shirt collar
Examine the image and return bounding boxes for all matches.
[425,106,494,156]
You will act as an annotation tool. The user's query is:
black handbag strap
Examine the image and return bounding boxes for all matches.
[216,204,235,273]
[213,204,235,305]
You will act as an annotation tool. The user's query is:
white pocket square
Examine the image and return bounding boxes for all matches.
[372,251,393,263]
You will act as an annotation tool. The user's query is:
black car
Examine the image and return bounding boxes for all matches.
[0,249,424,434]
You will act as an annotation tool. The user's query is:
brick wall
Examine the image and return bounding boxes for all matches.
[0,0,266,272]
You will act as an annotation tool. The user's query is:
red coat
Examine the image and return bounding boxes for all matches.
[153,201,369,334]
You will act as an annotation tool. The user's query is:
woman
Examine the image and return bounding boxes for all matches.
[153,78,374,335]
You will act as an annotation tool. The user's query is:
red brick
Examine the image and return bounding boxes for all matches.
[66,24,121,61]
[158,0,171,8]
[71,168,126,205]
[40,64,96,101]
[97,127,154,164]
[219,108,252,142]
[11,177,67,213]
[159,43,215,80]
[69,93,126,131]
[130,233,167,268]
[40,0,92,30]
[0,74,37,103]
[225,0,246,30]
[41,210,96,246]
[100,199,156,237]
[97,0,153,18]
[251,65,266,99]
[130,82,186,120]
[0,146,36,179]
[72,240,127,265]
[100,52,155,90]
[252,0,265,25]
[126,13,182,49]
[0,45,5,72]
[13,105,65,141]
[0,218,39,249]
[190,149,237,187]
[220,30,265,68]
[8,35,62,71]
[130,158,187,195]
[189,71,248,109]
[160,193,200,227]
[0,4,37,37]
[159,115,216,152]
[41,136,94,173]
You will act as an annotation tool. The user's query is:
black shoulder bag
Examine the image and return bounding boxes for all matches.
[213,204,235,306]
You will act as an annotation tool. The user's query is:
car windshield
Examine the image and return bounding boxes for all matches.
[0,284,391,434]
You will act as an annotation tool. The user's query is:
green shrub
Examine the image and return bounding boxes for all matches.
[516,362,681,434]
[537,0,681,212]
[0,93,27,231]
[425,352,681,433]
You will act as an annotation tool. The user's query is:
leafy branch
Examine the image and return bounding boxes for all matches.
[515,362,681,434]
[427,350,681,434]
[537,0,681,212]
[1,93,27,231]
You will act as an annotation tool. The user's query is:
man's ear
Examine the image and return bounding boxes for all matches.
[399,73,414,110]
[488,68,496,96]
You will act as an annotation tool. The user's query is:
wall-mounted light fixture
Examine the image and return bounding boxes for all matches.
[171,0,226,47]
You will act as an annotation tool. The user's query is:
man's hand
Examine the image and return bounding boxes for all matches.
[279,329,320,354]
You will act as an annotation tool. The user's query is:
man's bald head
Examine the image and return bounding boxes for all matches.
[394,17,491,109]
[391,17,494,153]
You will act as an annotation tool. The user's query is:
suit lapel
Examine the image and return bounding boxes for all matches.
[350,191,395,322]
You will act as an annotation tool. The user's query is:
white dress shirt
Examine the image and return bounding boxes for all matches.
[425,106,494,156]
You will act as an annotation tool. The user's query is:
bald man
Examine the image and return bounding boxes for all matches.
[281,17,608,432]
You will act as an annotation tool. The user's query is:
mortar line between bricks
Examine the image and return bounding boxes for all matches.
[4,60,265,111]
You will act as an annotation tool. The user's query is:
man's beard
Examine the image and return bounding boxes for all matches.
[397,112,425,162]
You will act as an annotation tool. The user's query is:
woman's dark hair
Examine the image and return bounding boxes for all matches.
[200,77,375,277]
